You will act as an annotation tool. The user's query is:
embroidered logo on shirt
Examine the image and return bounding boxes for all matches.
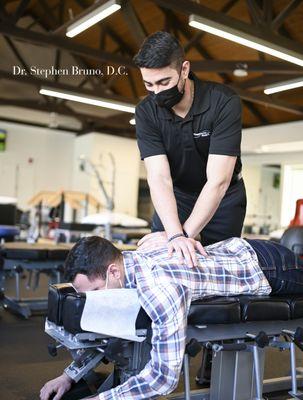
[193,129,211,139]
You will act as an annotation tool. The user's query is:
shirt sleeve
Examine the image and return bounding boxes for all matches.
[98,284,191,400]
[209,95,242,157]
[135,105,166,160]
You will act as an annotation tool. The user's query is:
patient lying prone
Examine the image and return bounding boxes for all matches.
[40,236,303,400]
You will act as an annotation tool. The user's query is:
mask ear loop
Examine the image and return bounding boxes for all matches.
[178,62,186,95]
[118,278,123,288]
[105,269,109,290]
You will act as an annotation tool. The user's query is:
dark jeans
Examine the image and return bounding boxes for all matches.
[246,239,303,295]
[151,179,247,246]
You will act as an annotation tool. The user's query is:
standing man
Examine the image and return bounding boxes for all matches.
[133,31,246,266]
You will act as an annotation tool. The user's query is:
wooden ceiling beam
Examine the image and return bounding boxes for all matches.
[230,84,303,115]
[121,0,147,46]
[271,0,303,31]
[190,60,303,74]
[11,0,31,23]
[237,74,303,90]
[0,22,134,68]
[242,100,268,124]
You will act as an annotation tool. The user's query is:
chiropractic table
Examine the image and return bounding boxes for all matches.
[46,283,303,400]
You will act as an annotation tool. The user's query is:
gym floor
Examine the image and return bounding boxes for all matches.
[0,272,302,400]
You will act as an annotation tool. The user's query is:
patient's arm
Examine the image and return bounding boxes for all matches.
[40,373,73,400]
[98,283,190,399]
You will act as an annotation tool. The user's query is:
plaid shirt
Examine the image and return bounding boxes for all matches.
[98,237,271,400]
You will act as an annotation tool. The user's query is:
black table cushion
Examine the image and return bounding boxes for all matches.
[188,297,241,325]
[239,296,290,322]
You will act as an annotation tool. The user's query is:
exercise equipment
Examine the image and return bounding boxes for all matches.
[46,284,303,400]
[281,226,303,256]
[290,199,303,227]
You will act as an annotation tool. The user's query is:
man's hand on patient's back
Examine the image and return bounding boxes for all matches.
[40,373,72,400]
[168,236,207,268]
[137,231,207,267]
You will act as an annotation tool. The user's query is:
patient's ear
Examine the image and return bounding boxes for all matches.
[107,263,121,279]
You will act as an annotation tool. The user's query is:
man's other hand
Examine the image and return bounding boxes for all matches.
[168,236,207,267]
[40,373,72,400]
[137,231,168,251]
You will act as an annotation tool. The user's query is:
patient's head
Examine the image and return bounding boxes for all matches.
[64,236,124,292]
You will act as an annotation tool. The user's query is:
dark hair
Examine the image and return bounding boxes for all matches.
[133,31,184,70]
[64,236,122,282]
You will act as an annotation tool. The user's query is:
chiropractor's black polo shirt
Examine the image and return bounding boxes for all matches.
[135,72,242,194]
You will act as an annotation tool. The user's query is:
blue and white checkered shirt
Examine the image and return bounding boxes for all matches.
[98,237,271,400]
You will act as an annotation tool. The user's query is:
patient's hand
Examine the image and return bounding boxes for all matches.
[40,373,72,400]
[137,231,168,251]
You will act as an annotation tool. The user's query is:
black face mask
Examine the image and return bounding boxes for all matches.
[149,72,185,109]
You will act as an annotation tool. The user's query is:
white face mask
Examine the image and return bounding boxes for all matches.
[105,267,123,290]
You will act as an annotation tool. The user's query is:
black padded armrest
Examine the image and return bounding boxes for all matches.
[48,283,76,325]
[62,293,86,334]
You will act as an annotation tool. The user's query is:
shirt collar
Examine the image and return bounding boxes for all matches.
[156,71,210,121]
[122,251,137,288]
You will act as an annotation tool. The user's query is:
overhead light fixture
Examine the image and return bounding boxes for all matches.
[264,77,303,95]
[189,14,303,67]
[66,0,121,38]
[129,118,136,125]
[233,63,248,77]
[39,87,136,114]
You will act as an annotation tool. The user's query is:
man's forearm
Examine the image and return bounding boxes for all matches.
[183,181,228,238]
[148,177,182,237]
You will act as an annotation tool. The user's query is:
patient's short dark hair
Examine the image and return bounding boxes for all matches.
[133,31,184,70]
[64,236,122,281]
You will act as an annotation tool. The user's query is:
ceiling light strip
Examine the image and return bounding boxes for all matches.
[66,0,121,38]
[40,88,136,114]
[264,78,303,94]
[189,15,303,67]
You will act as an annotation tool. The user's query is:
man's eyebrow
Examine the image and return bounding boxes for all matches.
[143,77,171,85]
